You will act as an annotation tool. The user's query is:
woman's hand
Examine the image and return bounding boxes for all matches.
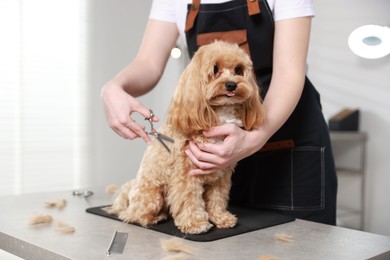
[101,84,159,144]
[185,124,265,175]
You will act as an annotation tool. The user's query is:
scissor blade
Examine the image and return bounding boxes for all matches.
[158,133,174,143]
[156,135,171,153]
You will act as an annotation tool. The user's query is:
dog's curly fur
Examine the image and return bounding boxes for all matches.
[106,41,265,234]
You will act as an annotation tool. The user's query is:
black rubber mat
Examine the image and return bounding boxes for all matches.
[86,205,295,242]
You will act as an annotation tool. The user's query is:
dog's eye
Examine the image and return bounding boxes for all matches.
[213,65,219,75]
[234,66,243,76]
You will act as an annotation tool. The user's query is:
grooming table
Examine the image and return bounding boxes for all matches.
[1,187,390,259]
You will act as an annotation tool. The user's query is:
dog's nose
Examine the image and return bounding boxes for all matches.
[225,81,237,92]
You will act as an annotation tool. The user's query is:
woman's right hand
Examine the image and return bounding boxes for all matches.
[101,84,159,144]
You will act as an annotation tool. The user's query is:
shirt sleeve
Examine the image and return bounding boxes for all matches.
[273,0,315,21]
[149,0,177,23]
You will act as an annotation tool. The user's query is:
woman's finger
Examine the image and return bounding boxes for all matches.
[124,119,151,144]
[185,149,217,175]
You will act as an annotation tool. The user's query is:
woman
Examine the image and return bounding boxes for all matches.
[101,0,337,225]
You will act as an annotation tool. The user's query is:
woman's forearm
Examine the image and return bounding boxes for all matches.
[103,19,179,97]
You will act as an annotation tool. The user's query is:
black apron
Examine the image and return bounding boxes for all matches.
[185,0,337,225]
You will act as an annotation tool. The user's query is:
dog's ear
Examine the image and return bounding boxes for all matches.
[167,49,218,135]
[242,73,265,130]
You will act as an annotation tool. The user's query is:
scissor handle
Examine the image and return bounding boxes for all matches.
[145,109,155,132]
[144,109,174,153]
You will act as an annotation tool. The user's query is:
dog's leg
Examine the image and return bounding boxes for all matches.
[167,179,213,234]
[104,180,135,215]
[205,169,237,229]
[118,182,167,227]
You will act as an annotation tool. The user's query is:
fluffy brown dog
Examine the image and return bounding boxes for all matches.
[106,41,265,234]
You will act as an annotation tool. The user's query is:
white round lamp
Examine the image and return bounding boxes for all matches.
[348,25,390,59]
[170,46,182,59]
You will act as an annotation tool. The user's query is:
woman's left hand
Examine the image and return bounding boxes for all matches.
[185,124,258,175]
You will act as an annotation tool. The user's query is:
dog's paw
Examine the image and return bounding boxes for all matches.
[210,211,237,229]
[175,211,214,234]
[119,210,167,227]
[179,221,214,234]
[118,210,136,224]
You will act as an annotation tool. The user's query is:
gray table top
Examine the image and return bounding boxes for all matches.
[1,187,389,260]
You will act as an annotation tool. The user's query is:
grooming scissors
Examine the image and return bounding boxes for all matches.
[145,109,174,153]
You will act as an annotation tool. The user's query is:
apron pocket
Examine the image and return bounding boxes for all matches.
[196,29,250,55]
[232,146,325,211]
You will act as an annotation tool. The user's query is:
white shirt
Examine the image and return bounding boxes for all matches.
[149,0,314,46]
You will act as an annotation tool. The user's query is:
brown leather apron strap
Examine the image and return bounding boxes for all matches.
[247,0,261,16]
[185,0,201,32]
[185,0,261,32]
[258,139,295,153]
